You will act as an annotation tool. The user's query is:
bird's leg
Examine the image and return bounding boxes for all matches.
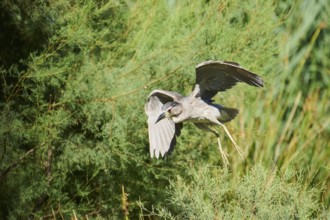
[215,132,230,166]
[216,121,244,160]
[194,123,229,165]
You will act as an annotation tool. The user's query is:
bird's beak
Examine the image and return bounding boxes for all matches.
[155,112,166,123]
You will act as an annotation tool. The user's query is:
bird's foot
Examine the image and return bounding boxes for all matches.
[217,137,229,166]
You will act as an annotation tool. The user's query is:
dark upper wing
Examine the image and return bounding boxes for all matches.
[144,90,183,158]
[147,89,183,104]
[195,60,264,100]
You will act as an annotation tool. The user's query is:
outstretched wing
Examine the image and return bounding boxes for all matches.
[147,89,183,103]
[195,60,264,100]
[145,90,183,158]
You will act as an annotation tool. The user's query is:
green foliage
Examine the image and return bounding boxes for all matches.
[142,165,326,219]
[0,0,329,219]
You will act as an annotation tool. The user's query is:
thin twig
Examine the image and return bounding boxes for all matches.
[0,148,35,182]
[94,65,182,102]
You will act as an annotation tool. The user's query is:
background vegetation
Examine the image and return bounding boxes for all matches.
[0,0,329,219]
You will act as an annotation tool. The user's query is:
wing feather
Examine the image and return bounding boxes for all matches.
[148,122,155,156]
[195,60,263,100]
[145,91,183,158]
[148,90,183,103]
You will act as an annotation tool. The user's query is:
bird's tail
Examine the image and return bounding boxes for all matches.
[219,106,239,123]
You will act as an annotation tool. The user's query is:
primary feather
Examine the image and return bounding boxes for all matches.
[195,60,263,100]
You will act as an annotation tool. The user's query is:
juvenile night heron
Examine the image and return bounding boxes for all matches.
[145,60,263,164]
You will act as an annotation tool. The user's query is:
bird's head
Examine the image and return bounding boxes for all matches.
[155,101,182,123]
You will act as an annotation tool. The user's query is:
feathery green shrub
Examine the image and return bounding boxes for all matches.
[141,165,327,219]
[0,0,328,219]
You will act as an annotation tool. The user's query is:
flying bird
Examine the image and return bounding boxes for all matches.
[145,60,263,164]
